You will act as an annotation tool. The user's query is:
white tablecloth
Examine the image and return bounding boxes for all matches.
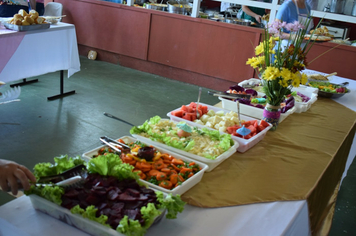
[0,76,354,235]
[0,22,80,83]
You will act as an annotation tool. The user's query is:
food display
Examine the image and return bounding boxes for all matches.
[307,73,330,81]
[168,103,272,153]
[26,155,186,236]
[308,81,349,98]
[130,116,239,171]
[310,26,334,37]
[225,84,295,114]
[83,136,208,195]
[8,9,46,26]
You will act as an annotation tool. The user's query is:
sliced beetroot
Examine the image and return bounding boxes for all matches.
[107,190,119,201]
[61,173,159,229]
[126,188,140,197]
[117,192,137,202]
[63,189,80,198]
[125,201,144,210]
[86,194,100,205]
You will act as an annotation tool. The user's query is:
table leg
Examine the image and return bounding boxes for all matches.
[10,78,39,88]
[47,70,76,100]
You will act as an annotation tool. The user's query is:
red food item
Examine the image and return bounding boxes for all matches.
[61,174,158,229]
[171,110,184,117]
[226,120,269,140]
[172,103,209,121]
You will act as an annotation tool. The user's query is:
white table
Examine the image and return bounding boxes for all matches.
[0,71,355,236]
[0,22,80,100]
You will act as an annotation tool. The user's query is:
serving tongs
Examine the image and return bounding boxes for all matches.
[100,136,131,154]
[208,91,251,100]
[37,164,87,184]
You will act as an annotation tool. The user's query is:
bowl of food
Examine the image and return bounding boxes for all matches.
[307,81,349,98]
[145,3,167,11]
[167,1,192,14]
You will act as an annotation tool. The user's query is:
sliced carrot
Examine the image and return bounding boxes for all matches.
[171,164,181,172]
[172,158,184,166]
[140,162,152,170]
[156,172,167,181]
[180,167,192,175]
[163,159,172,165]
[159,180,173,189]
[161,154,173,161]
[187,172,194,178]
[177,174,185,182]
[188,162,196,166]
[170,174,178,185]
[161,168,171,174]
[148,169,160,177]
[153,160,164,170]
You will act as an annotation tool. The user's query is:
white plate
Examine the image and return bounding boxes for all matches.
[82,136,209,195]
[167,103,272,153]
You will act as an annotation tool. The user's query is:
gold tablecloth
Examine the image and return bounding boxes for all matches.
[181,98,356,235]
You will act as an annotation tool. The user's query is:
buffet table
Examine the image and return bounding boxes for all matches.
[0,70,355,236]
[0,22,80,99]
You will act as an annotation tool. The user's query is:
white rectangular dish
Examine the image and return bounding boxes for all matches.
[29,193,166,236]
[130,118,239,172]
[167,103,272,153]
[82,136,208,195]
[291,85,318,113]
[132,134,238,172]
[237,78,318,114]
[219,97,296,123]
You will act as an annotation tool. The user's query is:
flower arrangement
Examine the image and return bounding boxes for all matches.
[246,19,314,106]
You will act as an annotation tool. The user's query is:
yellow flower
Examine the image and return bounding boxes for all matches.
[278,79,289,87]
[255,43,264,55]
[263,67,280,81]
[291,72,301,87]
[279,68,292,81]
[246,57,259,69]
[301,73,308,85]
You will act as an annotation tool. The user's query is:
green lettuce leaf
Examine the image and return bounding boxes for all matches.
[87,153,139,181]
[71,205,110,226]
[33,155,85,179]
[156,192,186,219]
[25,185,64,205]
[140,203,162,228]
[117,216,146,236]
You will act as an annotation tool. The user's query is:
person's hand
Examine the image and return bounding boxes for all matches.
[254,14,262,23]
[0,159,36,195]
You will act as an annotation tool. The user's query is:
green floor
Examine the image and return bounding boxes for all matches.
[0,57,355,235]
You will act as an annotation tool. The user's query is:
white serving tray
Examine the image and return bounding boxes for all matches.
[219,97,296,123]
[130,119,239,172]
[29,193,165,236]
[291,85,318,113]
[82,136,208,195]
[238,78,318,114]
[167,103,272,153]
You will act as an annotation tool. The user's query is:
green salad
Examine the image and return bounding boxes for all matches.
[130,116,235,160]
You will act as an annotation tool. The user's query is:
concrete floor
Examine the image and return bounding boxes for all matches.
[0,56,354,235]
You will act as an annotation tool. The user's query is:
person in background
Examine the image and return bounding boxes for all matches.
[0,0,31,17]
[275,0,312,38]
[240,4,267,23]
[0,159,36,195]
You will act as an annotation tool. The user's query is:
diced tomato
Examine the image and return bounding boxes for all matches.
[171,110,184,117]
[181,105,189,112]
[189,102,197,109]
[246,125,256,134]
[256,125,265,133]
[243,134,252,139]
[226,126,238,134]
[241,121,252,126]
[260,120,270,128]
[201,105,208,114]
[253,120,258,128]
